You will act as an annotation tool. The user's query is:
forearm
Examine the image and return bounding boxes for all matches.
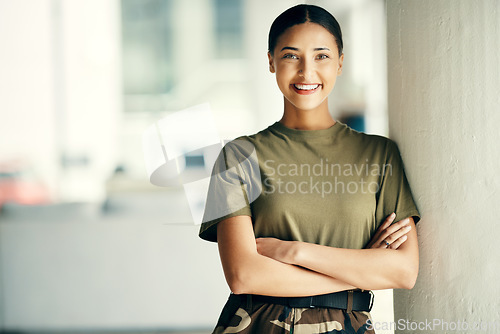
[254,217,419,291]
[217,216,356,297]
[228,251,356,297]
[293,244,416,290]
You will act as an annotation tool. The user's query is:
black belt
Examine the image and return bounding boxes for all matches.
[230,290,374,313]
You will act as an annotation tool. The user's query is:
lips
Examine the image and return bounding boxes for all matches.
[292,83,321,95]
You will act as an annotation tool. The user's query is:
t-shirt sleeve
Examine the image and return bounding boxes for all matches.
[198,138,262,242]
[375,139,421,227]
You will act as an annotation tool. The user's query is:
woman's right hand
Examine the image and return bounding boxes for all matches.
[365,213,413,250]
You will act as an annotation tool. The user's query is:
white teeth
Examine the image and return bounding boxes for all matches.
[294,84,320,90]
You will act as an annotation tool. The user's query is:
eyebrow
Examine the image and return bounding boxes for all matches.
[280,46,331,52]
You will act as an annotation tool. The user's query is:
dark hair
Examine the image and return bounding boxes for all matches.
[268,4,343,57]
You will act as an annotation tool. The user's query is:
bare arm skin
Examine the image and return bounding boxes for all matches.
[217,216,356,296]
[256,216,419,290]
[217,213,417,296]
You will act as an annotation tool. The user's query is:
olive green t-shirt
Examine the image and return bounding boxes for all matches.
[199,121,420,249]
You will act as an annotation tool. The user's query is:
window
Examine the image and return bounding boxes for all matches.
[121,0,174,111]
[121,0,246,112]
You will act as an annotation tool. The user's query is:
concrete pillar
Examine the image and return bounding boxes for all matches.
[387,1,500,333]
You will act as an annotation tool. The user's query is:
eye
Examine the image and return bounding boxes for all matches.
[282,54,298,60]
[316,54,330,60]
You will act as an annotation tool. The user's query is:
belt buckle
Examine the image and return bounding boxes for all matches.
[368,290,375,312]
[308,296,315,308]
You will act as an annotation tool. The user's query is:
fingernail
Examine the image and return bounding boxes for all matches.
[405,225,411,230]
[402,235,408,240]
[391,212,396,218]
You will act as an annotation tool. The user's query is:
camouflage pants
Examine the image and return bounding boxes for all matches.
[212,294,375,334]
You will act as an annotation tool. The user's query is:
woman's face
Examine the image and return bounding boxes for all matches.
[268,22,344,113]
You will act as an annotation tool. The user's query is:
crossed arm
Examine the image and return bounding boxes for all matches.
[217,213,418,297]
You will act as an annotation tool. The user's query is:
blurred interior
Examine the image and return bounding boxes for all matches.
[0,0,392,332]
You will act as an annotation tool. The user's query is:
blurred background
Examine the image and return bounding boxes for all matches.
[0,0,392,332]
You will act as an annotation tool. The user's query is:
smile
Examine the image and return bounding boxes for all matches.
[292,83,321,95]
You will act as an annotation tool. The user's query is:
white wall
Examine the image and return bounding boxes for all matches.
[387,1,500,333]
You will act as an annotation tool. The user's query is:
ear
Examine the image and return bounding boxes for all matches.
[337,53,344,75]
[267,52,276,73]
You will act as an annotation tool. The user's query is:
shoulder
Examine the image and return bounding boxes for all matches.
[221,125,277,155]
[212,126,274,171]
[237,124,277,144]
[337,122,398,154]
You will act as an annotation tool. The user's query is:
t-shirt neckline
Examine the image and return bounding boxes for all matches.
[270,120,344,139]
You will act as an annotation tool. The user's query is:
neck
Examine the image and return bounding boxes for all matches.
[279,99,336,130]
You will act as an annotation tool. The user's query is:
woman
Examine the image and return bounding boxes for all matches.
[199,4,420,334]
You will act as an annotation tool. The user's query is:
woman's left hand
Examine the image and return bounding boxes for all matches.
[256,237,296,265]
[365,212,412,250]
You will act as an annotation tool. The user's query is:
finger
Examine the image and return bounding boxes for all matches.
[390,217,412,231]
[255,237,275,244]
[385,217,410,235]
[379,230,407,249]
[368,213,407,249]
[374,222,411,249]
[380,212,397,231]
[388,234,408,249]
[377,239,391,249]
[385,224,412,244]
[372,213,397,241]
[367,213,397,249]
[378,217,411,242]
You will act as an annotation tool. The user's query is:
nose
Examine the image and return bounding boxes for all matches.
[298,58,314,78]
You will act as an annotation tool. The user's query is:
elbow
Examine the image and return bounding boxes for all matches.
[225,268,254,295]
[397,263,419,290]
[222,252,265,295]
[227,276,247,295]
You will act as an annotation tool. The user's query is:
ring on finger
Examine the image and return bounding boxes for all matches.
[383,240,390,247]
